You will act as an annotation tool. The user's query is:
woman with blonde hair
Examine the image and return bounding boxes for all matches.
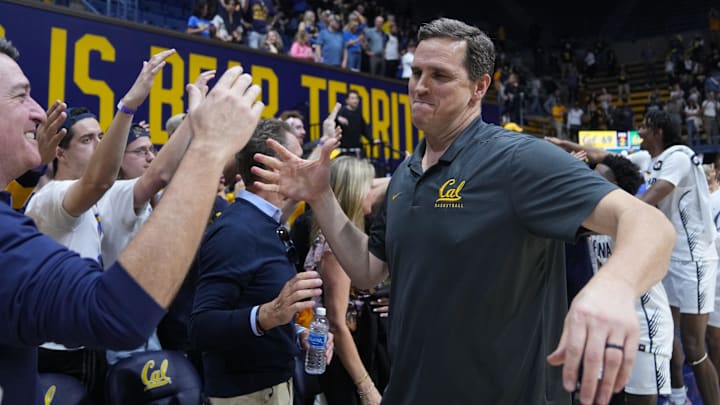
[289,29,315,62]
[297,9,319,38]
[262,29,284,53]
[304,156,385,405]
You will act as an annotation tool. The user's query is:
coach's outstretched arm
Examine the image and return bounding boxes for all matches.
[253,140,388,290]
[548,189,675,405]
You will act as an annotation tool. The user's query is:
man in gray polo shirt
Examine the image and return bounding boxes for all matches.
[253,18,675,405]
[364,15,386,76]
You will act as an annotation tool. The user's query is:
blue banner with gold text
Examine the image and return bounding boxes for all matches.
[0,0,444,163]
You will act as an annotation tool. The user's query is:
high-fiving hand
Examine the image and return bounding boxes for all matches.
[35,101,67,165]
[188,66,265,164]
[121,48,176,109]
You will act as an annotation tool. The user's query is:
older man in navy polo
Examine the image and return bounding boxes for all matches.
[0,38,263,404]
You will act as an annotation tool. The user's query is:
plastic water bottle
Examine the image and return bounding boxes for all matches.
[305,306,329,374]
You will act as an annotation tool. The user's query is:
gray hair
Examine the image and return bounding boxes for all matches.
[0,38,20,60]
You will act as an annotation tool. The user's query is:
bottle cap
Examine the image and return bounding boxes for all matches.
[316,307,326,316]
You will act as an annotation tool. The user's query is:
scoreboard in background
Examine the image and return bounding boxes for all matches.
[579,130,642,154]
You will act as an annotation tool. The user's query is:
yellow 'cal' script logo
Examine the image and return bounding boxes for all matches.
[142,359,172,391]
[435,179,465,208]
[44,385,56,405]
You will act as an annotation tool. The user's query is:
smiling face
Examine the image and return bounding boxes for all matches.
[408,37,484,137]
[0,54,47,185]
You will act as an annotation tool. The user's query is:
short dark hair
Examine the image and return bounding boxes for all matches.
[278,110,304,121]
[0,38,20,60]
[53,107,96,174]
[601,154,643,195]
[644,110,684,148]
[417,18,495,81]
[59,107,94,149]
[235,119,293,188]
[346,90,359,98]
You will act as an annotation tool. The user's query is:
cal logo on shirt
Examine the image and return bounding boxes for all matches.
[142,358,172,391]
[44,385,56,405]
[434,178,465,208]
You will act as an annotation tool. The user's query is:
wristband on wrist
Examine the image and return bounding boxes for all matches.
[117,100,137,115]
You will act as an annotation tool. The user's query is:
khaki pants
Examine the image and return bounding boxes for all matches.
[210,379,293,405]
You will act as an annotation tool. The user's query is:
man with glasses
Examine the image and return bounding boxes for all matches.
[98,72,218,368]
[190,119,333,404]
[102,122,162,366]
[120,124,157,179]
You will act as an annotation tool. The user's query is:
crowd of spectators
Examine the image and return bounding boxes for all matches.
[8,3,720,403]
[52,0,719,142]
[489,8,720,145]
[184,0,416,80]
